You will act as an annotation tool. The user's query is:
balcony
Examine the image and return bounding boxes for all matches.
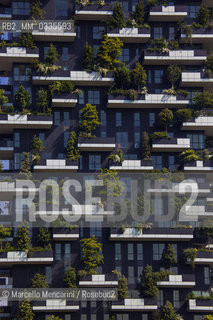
[75,4,113,20]
[195,251,213,265]
[0,251,53,265]
[32,26,76,42]
[181,71,213,87]
[147,182,210,195]
[0,181,15,200]
[52,228,79,241]
[107,94,189,108]
[109,159,153,171]
[111,299,157,311]
[184,160,213,172]
[152,138,190,152]
[188,299,213,312]
[110,227,193,241]
[107,27,150,43]
[0,7,11,19]
[157,274,195,287]
[70,71,114,86]
[33,159,78,172]
[79,274,118,287]
[149,5,187,21]
[78,137,115,151]
[0,114,53,133]
[144,50,207,65]
[0,47,39,63]
[182,116,213,135]
[0,140,13,159]
[52,93,78,108]
[33,300,79,312]
[0,277,12,289]
[181,28,213,49]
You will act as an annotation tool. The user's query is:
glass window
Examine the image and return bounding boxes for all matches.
[204,267,210,285]
[90,222,102,237]
[117,315,129,320]
[128,243,134,260]
[151,156,162,169]
[101,110,106,127]
[89,155,101,170]
[81,316,87,320]
[157,290,164,307]
[13,66,30,82]
[64,132,69,147]
[55,243,61,260]
[148,70,152,84]
[137,244,143,260]
[153,27,162,39]
[169,27,175,40]
[142,315,148,320]
[39,133,45,146]
[149,112,155,127]
[14,132,20,148]
[134,132,140,149]
[93,45,99,58]
[45,266,52,284]
[154,198,164,216]
[134,112,140,127]
[79,90,84,104]
[173,290,179,308]
[64,112,69,126]
[93,26,105,39]
[77,26,81,39]
[153,244,165,261]
[58,153,65,159]
[88,91,100,104]
[62,47,69,61]
[115,243,121,261]
[169,156,175,171]
[128,266,134,284]
[119,48,129,63]
[65,243,71,259]
[91,315,96,320]
[65,316,71,320]
[187,134,204,149]
[137,266,143,282]
[116,132,128,148]
[187,5,200,18]
[154,70,164,84]
[116,113,122,127]
[56,0,67,16]
[12,2,30,15]
[14,153,23,170]
[121,1,129,17]
[54,112,60,126]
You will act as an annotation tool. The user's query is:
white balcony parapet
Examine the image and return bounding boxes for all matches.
[181,72,213,87]
[144,50,207,65]
[32,29,76,42]
[34,159,78,172]
[33,299,79,311]
[108,94,189,108]
[52,232,79,241]
[70,71,114,86]
[149,6,187,21]
[188,299,213,311]
[182,116,213,134]
[157,275,195,287]
[52,97,78,108]
[107,27,150,43]
[0,47,39,58]
[0,251,53,264]
[112,299,157,311]
[152,138,190,152]
[184,161,213,172]
[75,5,113,20]
[110,227,193,241]
[79,275,118,287]
[110,160,153,171]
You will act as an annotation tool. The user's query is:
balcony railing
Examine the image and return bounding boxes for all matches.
[189,299,213,311]
[182,116,213,134]
[181,28,213,46]
[52,93,78,107]
[152,138,190,152]
[78,137,116,151]
[70,71,114,86]
[52,227,79,240]
[181,71,213,87]
[0,251,53,264]
[33,300,79,311]
[195,251,213,264]
[149,5,187,21]
[75,4,113,20]
[157,274,195,287]
[107,27,150,43]
[144,49,207,65]
[111,298,158,311]
[184,160,213,172]
[79,274,118,287]
[34,159,78,172]
[109,159,154,171]
[32,25,76,42]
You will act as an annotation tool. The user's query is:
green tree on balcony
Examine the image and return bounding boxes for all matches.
[36,88,49,113]
[64,267,77,288]
[38,227,51,248]
[46,316,62,320]
[30,0,45,19]
[197,5,210,27]
[141,265,159,298]
[80,104,101,137]
[132,1,144,26]
[66,131,80,161]
[20,152,32,179]
[31,273,49,288]
[202,315,213,320]
[112,270,128,299]
[18,301,34,320]
[20,32,36,49]
[131,62,147,92]
[161,301,179,320]
[0,225,12,250]
[161,244,177,268]
[16,221,31,251]
[110,2,125,29]
[98,169,124,200]
[82,42,94,72]
[157,108,173,133]
[97,35,123,69]
[80,236,104,274]
[176,108,192,123]
[14,85,31,113]
[31,135,44,165]
[114,62,131,89]
[166,65,181,92]
[179,149,200,163]
[0,89,8,106]
[45,43,59,65]
[193,92,213,110]
[141,131,151,159]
